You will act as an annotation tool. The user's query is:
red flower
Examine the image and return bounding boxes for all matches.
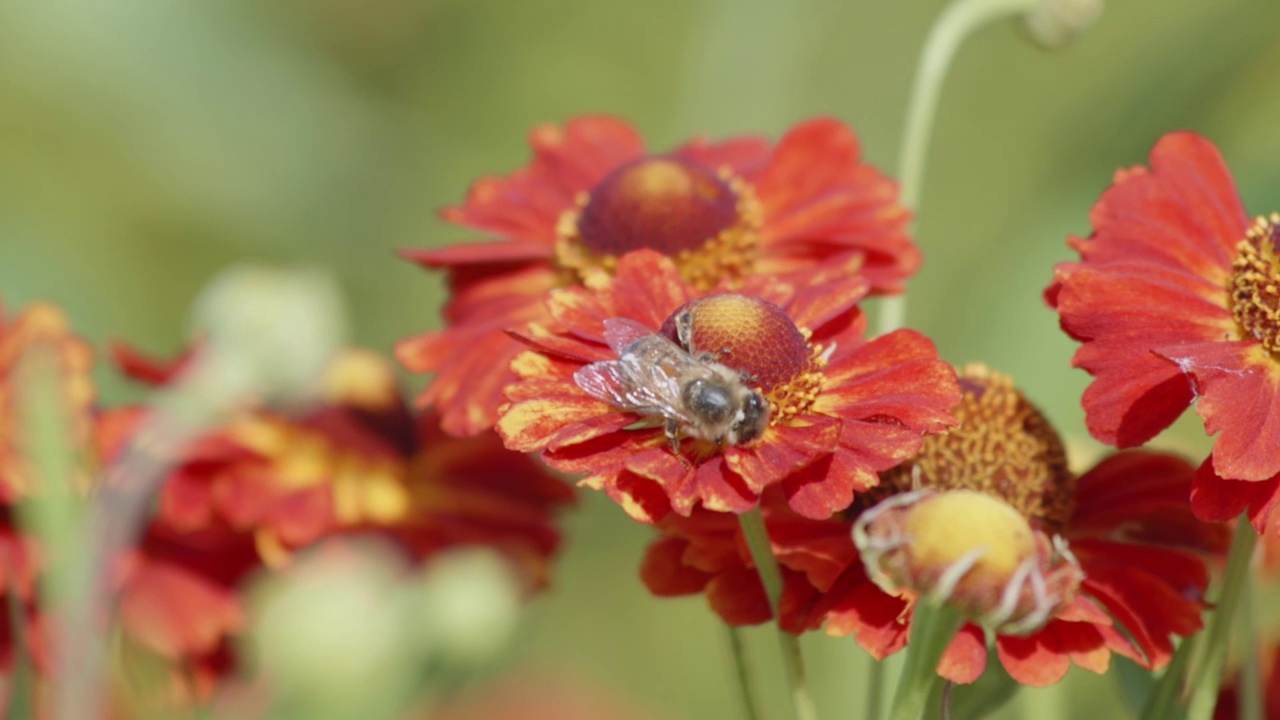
[643,367,1228,686]
[115,523,261,701]
[116,346,575,589]
[497,251,958,522]
[1045,133,1280,529]
[398,116,917,436]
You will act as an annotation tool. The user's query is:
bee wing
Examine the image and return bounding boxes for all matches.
[573,336,699,425]
[601,318,658,354]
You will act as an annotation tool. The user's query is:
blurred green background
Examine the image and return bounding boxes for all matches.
[2,0,1278,717]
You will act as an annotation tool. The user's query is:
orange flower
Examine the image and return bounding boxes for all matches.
[398,116,917,436]
[498,251,958,521]
[643,367,1228,686]
[115,345,575,588]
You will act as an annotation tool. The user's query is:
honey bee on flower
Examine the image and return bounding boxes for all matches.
[498,251,960,521]
[573,317,770,454]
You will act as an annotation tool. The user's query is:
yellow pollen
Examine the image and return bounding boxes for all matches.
[1230,213,1280,354]
[766,332,829,426]
[881,364,1075,533]
[554,166,763,291]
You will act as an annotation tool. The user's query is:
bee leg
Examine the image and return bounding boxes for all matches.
[665,419,681,455]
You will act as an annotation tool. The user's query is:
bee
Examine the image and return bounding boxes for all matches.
[573,317,770,454]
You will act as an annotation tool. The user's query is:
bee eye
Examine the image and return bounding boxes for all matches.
[732,392,770,443]
[684,380,733,422]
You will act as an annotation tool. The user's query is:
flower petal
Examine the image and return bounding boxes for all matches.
[938,624,988,685]
[1158,341,1280,481]
[441,116,645,244]
[1191,458,1280,534]
[995,624,1084,687]
[817,567,909,659]
[1048,261,1232,447]
[752,119,916,294]
[640,537,712,596]
[1071,451,1230,553]
[1069,132,1246,276]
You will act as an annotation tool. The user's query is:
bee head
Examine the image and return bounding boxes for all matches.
[730,391,770,445]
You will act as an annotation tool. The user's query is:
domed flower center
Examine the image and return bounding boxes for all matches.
[660,293,829,424]
[556,157,763,290]
[879,365,1075,533]
[1229,213,1280,354]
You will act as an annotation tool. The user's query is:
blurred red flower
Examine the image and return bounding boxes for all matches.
[115,345,575,590]
[1045,132,1280,532]
[498,251,958,521]
[398,116,917,437]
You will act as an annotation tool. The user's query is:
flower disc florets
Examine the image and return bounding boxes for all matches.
[1229,213,1280,354]
[880,364,1075,533]
[556,157,762,290]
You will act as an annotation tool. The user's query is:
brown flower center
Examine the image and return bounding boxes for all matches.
[555,157,763,290]
[1230,213,1280,354]
[879,364,1075,533]
[660,293,829,424]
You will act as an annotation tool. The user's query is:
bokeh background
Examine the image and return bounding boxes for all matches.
[2,0,1278,717]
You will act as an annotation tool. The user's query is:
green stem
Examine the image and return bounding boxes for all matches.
[888,602,966,720]
[739,508,819,720]
[877,0,1039,336]
[865,650,886,720]
[1186,518,1258,720]
[726,625,763,720]
[1139,635,1196,720]
[1238,538,1262,720]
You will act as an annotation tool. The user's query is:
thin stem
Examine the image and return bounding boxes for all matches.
[1239,547,1262,720]
[738,508,819,720]
[877,0,1039,336]
[1139,635,1196,720]
[888,603,965,720]
[1186,518,1259,720]
[726,625,763,720]
[865,651,886,720]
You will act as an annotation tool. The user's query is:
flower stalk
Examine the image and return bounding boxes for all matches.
[887,602,966,720]
[1185,517,1258,720]
[879,0,1040,335]
[726,625,763,720]
[738,508,819,720]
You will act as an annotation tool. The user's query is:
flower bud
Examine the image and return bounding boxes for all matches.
[191,264,346,407]
[854,489,1083,634]
[1021,0,1103,49]
[413,548,522,673]
[249,539,417,718]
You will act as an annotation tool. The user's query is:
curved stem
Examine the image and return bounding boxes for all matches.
[726,625,763,720]
[1186,517,1258,720]
[739,508,819,720]
[877,0,1039,336]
